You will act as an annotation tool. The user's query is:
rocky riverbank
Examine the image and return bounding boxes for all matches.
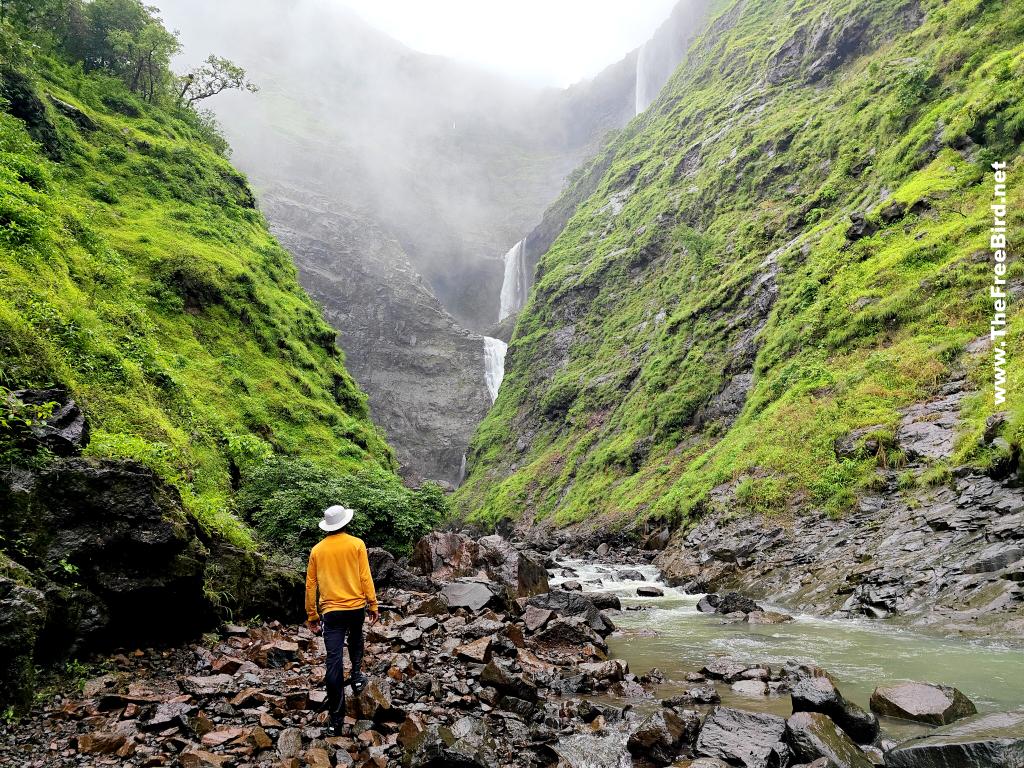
[4,532,1023,767]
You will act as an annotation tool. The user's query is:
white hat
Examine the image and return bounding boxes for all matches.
[319,505,354,532]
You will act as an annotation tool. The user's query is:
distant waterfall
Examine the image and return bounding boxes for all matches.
[499,239,528,321]
[483,336,507,403]
[635,43,652,116]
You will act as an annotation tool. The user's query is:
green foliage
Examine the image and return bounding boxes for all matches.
[458,0,1024,529]
[236,457,447,556]
[0,33,401,549]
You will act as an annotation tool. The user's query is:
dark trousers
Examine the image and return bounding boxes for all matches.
[323,608,365,723]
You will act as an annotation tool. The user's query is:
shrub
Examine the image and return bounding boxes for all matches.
[236,457,447,556]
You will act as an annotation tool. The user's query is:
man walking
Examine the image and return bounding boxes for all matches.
[305,505,379,735]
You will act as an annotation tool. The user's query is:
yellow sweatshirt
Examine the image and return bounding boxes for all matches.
[305,532,378,621]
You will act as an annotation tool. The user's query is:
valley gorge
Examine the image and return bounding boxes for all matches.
[2,0,1024,766]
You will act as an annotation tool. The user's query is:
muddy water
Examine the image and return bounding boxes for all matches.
[552,559,1024,742]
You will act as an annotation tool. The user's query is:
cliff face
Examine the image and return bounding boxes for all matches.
[457,0,1024,532]
[159,0,714,484]
[263,188,491,487]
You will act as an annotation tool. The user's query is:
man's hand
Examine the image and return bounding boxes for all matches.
[367,610,379,626]
[307,619,321,635]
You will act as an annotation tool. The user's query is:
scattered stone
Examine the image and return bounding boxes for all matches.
[77,731,127,754]
[627,708,701,766]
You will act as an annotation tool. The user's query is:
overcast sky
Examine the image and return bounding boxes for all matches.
[158,0,681,87]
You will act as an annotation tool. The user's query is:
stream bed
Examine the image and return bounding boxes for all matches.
[552,559,1024,743]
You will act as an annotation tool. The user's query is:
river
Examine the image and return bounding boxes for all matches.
[551,559,1024,745]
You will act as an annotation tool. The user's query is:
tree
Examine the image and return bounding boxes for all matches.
[178,55,257,106]
[108,19,179,101]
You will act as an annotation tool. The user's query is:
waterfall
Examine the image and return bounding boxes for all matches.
[498,239,528,321]
[458,453,467,484]
[483,336,507,403]
[634,43,651,116]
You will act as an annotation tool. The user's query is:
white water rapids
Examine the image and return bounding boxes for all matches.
[550,559,1024,748]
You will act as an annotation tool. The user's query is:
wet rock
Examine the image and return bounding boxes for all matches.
[618,569,646,581]
[785,711,873,768]
[367,547,434,592]
[588,593,622,611]
[627,708,702,766]
[869,682,977,726]
[716,592,763,615]
[885,710,1024,768]
[702,658,761,683]
[695,707,789,768]
[746,611,793,624]
[637,585,665,597]
[791,676,879,744]
[562,580,583,591]
[685,760,732,768]
[411,532,479,580]
[0,568,46,711]
[697,594,721,613]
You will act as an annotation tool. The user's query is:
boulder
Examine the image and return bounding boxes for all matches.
[618,569,646,581]
[885,710,1024,768]
[367,547,435,592]
[12,388,89,456]
[526,591,610,635]
[579,659,627,684]
[562,580,583,591]
[522,605,553,633]
[637,585,665,597]
[400,722,490,767]
[534,616,608,653]
[349,679,394,721]
[410,532,479,580]
[0,563,46,711]
[479,660,538,702]
[746,611,793,624]
[715,592,763,615]
[627,708,702,766]
[697,594,721,613]
[785,712,873,768]
[791,676,879,744]
[695,707,789,768]
[588,592,622,611]
[846,212,878,241]
[663,685,721,707]
[869,682,977,726]
[441,580,501,612]
[732,680,769,696]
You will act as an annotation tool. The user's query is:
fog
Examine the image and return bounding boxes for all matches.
[153,0,672,328]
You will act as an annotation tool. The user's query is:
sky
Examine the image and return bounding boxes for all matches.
[341,0,680,86]
[160,0,681,87]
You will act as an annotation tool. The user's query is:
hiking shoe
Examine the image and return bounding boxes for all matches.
[329,718,345,737]
[351,672,369,693]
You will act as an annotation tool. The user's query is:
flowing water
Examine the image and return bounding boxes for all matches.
[499,239,529,321]
[483,336,507,402]
[552,559,1024,743]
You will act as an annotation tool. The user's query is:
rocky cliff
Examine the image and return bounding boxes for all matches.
[457,0,1024,588]
[161,0,714,484]
[262,187,492,487]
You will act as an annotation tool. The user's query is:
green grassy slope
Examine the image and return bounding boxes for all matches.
[0,43,397,547]
[457,0,1024,527]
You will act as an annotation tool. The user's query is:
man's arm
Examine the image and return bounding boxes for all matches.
[359,542,379,620]
[305,549,320,628]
